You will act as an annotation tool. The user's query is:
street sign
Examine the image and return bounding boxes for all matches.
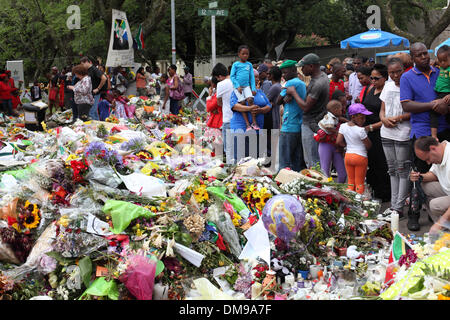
[209,1,218,8]
[198,9,228,16]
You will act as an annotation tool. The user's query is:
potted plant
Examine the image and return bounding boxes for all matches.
[334,236,349,256]
[297,256,312,279]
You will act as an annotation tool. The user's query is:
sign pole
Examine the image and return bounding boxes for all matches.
[211,15,216,68]
[171,0,176,65]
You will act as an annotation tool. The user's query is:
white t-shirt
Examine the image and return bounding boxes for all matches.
[430,141,450,195]
[339,123,369,158]
[379,81,411,141]
[217,78,234,124]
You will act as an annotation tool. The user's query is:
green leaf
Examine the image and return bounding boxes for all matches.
[45,251,75,265]
[78,256,93,288]
[407,276,425,295]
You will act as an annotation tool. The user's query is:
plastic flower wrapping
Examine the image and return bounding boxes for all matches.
[0,98,448,301]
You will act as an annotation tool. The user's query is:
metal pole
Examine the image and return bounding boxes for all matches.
[211,15,216,68]
[171,0,176,65]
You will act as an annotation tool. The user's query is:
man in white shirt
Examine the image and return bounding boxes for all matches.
[411,136,450,233]
[348,56,363,104]
[212,63,234,156]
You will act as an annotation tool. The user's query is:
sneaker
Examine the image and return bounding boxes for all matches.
[377,208,394,221]
[246,126,253,132]
[251,123,260,130]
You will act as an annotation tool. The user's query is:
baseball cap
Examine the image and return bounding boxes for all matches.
[279,60,297,69]
[348,103,373,116]
[257,64,269,73]
[296,53,320,67]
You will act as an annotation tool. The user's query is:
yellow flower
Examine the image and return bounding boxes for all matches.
[23,209,40,229]
[58,215,70,228]
[308,198,312,203]
[327,177,333,182]
[315,208,322,216]
[65,154,79,165]
[438,294,450,300]
[11,223,21,233]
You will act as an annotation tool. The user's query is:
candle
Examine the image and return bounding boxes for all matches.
[310,265,321,279]
[153,283,169,300]
[391,212,399,233]
[285,274,295,286]
[251,282,262,299]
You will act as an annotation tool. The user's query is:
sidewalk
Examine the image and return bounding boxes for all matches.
[380,201,433,236]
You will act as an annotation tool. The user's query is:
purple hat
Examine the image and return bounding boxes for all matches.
[348,103,373,116]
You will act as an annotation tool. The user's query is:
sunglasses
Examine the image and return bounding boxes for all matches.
[370,76,382,81]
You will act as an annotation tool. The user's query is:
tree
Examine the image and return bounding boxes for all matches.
[212,0,322,60]
[376,0,450,47]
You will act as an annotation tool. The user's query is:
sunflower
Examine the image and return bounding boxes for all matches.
[23,205,40,230]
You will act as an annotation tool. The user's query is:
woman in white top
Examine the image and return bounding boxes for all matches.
[336,103,372,195]
[378,58,411,220]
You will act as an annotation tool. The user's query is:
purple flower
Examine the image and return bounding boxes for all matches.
[39,255,57,273]
[85,141,124,169]
[120,138,145,151]
[309,218,316,229]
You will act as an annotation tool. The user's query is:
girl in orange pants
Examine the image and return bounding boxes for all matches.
[336,103,373,195]
[344,153,368,194]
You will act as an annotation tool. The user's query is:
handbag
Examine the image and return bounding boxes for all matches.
[171,76,185,101]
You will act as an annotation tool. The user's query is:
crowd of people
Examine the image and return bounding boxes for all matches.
[1,43,449,236]
[2,58,195,124]
[203,42,449,235]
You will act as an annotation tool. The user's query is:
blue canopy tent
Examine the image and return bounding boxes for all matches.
[340,29,410,62]
[435,38,450,55]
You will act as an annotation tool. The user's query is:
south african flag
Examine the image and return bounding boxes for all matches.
[133,24,145,50]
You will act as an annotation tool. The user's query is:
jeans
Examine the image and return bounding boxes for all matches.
[89,94,101,120]
[381,138,412,212]
[1,99,13,115]
[301,123,320,169]
[279,131,304,172]
[78,104,92,121]
[318,142,347,183]
[70,98,78,122]
[222,122,230,155]
[170,98,181,115]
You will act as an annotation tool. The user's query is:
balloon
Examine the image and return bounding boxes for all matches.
[261,195,305,242]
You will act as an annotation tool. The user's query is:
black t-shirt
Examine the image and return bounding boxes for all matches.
[361,86,382,125]
[50,73,60,87]
[88,66,107,93]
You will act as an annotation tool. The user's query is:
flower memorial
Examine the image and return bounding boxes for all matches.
[0,95,448,301]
